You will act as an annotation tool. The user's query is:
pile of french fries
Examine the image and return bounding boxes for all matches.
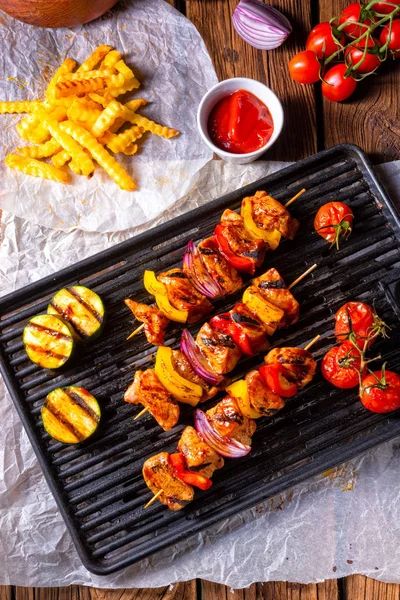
[0,45,179,191]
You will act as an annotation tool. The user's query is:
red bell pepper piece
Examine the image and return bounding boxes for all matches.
[259,364,298,398]
[214,224,256,275]
[210,312,254,356]
[169,453,213,491]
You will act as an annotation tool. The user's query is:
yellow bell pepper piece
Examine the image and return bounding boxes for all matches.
[143,270,188,324]
[226,379,263,419]
[242,286,284,336]
[155,346,203,406]
[241,197,281,250]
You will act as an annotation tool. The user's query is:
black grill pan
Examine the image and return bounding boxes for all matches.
[0,144,399,575]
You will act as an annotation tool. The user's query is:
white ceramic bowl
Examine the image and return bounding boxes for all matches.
[197,77,284,165]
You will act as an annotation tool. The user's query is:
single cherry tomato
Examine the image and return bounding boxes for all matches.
[335,301,377,350]
[321,341,363,389]
[306,22,346,59]
[314,201,354,248]
[360,368,400,413]
[321,64,357,102]
[371,0,400,14]
[288,50,320,84]
[339,2,375,37]
[380,19,400,58]
[344,37,382,73]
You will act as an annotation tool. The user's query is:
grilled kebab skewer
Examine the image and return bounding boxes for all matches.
[125,189,305,344]
[124,265,317,431]
[142,336,319,511]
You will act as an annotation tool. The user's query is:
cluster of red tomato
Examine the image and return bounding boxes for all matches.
[321,301,400,413]
[288,1,400,102]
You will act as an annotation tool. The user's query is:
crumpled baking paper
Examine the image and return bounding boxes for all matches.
[1,159,400,588]
[0,0,218,232]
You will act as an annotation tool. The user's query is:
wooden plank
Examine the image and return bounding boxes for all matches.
[201,579,339,599]
[185,0,318,162]
[344,575,400,600]
[0,587,13,600]
[13,581,196,600]
[320,1,400,163]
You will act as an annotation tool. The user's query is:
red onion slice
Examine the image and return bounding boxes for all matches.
[194,409,251,458]
[232,0,292,51]
[180,328,223,386]
[183,240,224,299]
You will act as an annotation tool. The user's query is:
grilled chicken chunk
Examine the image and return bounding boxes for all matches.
[219,209,266,265]
[143,452,194,511]
[207,396,256,445]
[158,268,212,323]
[229,302,270,354]
[178,426,224,478]
[264,347,316,389]
[124,369,179,431]
[245,370,285,416]
[197,236,242,296]
[196,322,241,375]
[171,349,219,402]
[125,299,169,346]
[253,268,300,327]
[251,191,299,239]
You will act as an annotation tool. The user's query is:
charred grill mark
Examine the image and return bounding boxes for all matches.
[44,403,85,441]
[242,250,259,259]
[259,280,286,289]
[25,343,68,360]
[279,356,307,365]
[26,322,72,342]
[169,497,187,507]
[163,271,187,279]
[49,301,86,337]
[198,248,216,256]
[67,287,103,323]
[63,389,100,423]
[201,334,236,349]
[231,313,260,326]
[213,411,244,426]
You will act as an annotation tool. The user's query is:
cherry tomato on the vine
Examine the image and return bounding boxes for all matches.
[335,301,377,350]
[380,19,400,57]
[371,0,400,15]
[360,369,400,413]
[288,50,320,84]
[322,341,363,389]
[306,22,346,59]
[321,64,357,101]
[314,201,354,247]
[339,2,375,37]
[344,37,382,73]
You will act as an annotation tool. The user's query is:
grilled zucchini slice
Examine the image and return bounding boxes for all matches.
[48,285,105,342]
[23,314,75,369]
[42,386,101,444]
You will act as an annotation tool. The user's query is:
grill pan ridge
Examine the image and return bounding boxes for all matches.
[0,144,399,575]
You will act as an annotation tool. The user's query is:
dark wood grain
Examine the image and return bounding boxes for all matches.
[0,587,13,600]
[345,575,400,600]
[320,0,400,163]
[202,579,339,599]
[185,0,318,161]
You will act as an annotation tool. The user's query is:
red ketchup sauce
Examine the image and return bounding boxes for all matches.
[207,89,274,154]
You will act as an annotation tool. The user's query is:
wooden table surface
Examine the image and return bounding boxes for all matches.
[1,0,399,598]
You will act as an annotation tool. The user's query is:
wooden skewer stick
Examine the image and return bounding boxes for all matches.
[288,263,317,290]
[134,406,149,420]
[284,187,306,208]
[304,334,320,351]
[144,489,163,509]
[126,323,145,341]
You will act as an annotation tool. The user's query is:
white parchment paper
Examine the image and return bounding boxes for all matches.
[1,159,400,588]
[0,0,218,232]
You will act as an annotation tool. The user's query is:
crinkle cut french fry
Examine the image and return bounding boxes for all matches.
[16,138,61,158]
[87,93,111,108]
[55,73,124,98]
[115,60,140,89]
[91,100,125,137]
[124,99,147,112]
[121,143,138,156]
[0,100,40,114]
[77,45,113,73]
[5,153,68,183]
[127,112,179,139]
[52,149,71,167]
[60,120,136,191]
[16,115,50,144]
[107,78,139,98]
[33,105,94,176]
[67,99,102,130]
[100,50,122,70]
[62,68,114,81]
[46,58,76,99]
[106,126,144,153]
